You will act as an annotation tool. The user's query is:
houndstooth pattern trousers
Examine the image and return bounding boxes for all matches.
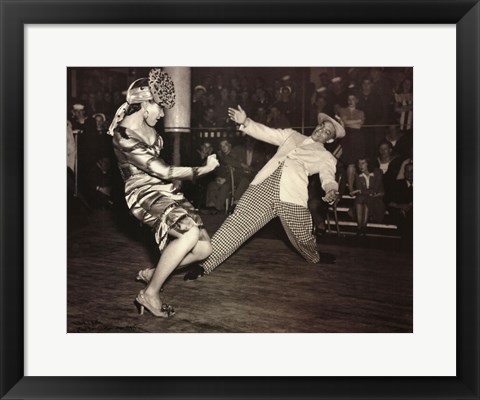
[200,163,320,274]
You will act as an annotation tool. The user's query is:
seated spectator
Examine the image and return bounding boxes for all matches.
[349,158,386,236]
[374,141,403,203]
[396,145,413,180]
[230,136,267,203]
[183,142,214,208]
[204,139,237,213]
[387,162,413,239]
[382,124,411,161]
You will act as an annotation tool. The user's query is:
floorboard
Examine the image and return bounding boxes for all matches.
[67,205,413,333]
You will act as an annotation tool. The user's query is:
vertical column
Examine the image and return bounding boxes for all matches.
[163,67,191,165]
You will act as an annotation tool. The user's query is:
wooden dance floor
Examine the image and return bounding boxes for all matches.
[67,204,413,333]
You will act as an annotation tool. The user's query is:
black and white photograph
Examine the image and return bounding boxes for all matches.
[2,1,479,397]
[67,66,414,333]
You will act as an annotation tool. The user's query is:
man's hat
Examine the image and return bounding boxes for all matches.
[194,85,207,93]
[317,113,346,139]
[72,103,85,111]
[92,113,106,122]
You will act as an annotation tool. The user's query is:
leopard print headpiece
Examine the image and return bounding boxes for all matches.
[148,68,176,109]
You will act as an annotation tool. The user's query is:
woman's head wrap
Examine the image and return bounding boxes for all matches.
[108,68,176,135]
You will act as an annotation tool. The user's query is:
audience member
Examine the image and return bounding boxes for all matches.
[387,162,413,239]
[337,93,366,193]
[383,124,411,160]
[198,107,217,129]
[394,77,413,133]
[184,142,214,209]
[267,104,290,128]
[252,87,270,111]
[357,78,386,159]
[276,85,296,124]
[213,88,233,127]
[318,72,331,89]
[346,68,361,92]
[67,120,76,175]
[253,105,268,125]
[91,112,115,207]
[370,67,395,123]
[307,175,329,237]
[230,136,268,202]
[374,141,403,204]
[312,86,335,125]
[204,139,238,212]
[70,103,105,207]
[238,89,252,116]
[349,158,386,236]
[192,85,208,126]
[329,76,348,113]
[67,119,77,205]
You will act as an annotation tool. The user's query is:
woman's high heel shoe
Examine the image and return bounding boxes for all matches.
[135,291,175,318]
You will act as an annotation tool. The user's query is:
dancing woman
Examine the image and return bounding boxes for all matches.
[108,68,219,317]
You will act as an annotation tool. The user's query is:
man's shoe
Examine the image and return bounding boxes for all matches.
[183,265,206,281]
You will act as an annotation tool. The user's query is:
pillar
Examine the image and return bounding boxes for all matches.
[163,67,191,165]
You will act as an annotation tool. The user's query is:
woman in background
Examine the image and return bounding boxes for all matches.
[337,93,366,194]
[350,158,386,236]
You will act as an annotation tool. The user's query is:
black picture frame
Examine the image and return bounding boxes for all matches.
[1,1,479,399]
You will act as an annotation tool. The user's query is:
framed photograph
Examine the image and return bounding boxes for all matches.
[1,0,479,399]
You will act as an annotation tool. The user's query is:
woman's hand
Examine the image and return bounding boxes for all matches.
[206,154,220,171]
[228,105,247,125]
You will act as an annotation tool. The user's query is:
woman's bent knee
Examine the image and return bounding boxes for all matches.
[186,225,201,240]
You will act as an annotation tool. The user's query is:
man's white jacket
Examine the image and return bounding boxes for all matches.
[241,119,338,208]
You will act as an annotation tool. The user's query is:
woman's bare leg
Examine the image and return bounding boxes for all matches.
[141,226,200,310]
[138,235,212,283]
[362,205,369,228]
[355,203,363,228]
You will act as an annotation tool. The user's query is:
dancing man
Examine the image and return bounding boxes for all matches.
[196,105,345,276]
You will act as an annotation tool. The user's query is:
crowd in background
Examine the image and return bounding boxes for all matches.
[67,67,413,238]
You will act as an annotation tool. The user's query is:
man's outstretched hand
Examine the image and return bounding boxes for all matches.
[228,105,247,125]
